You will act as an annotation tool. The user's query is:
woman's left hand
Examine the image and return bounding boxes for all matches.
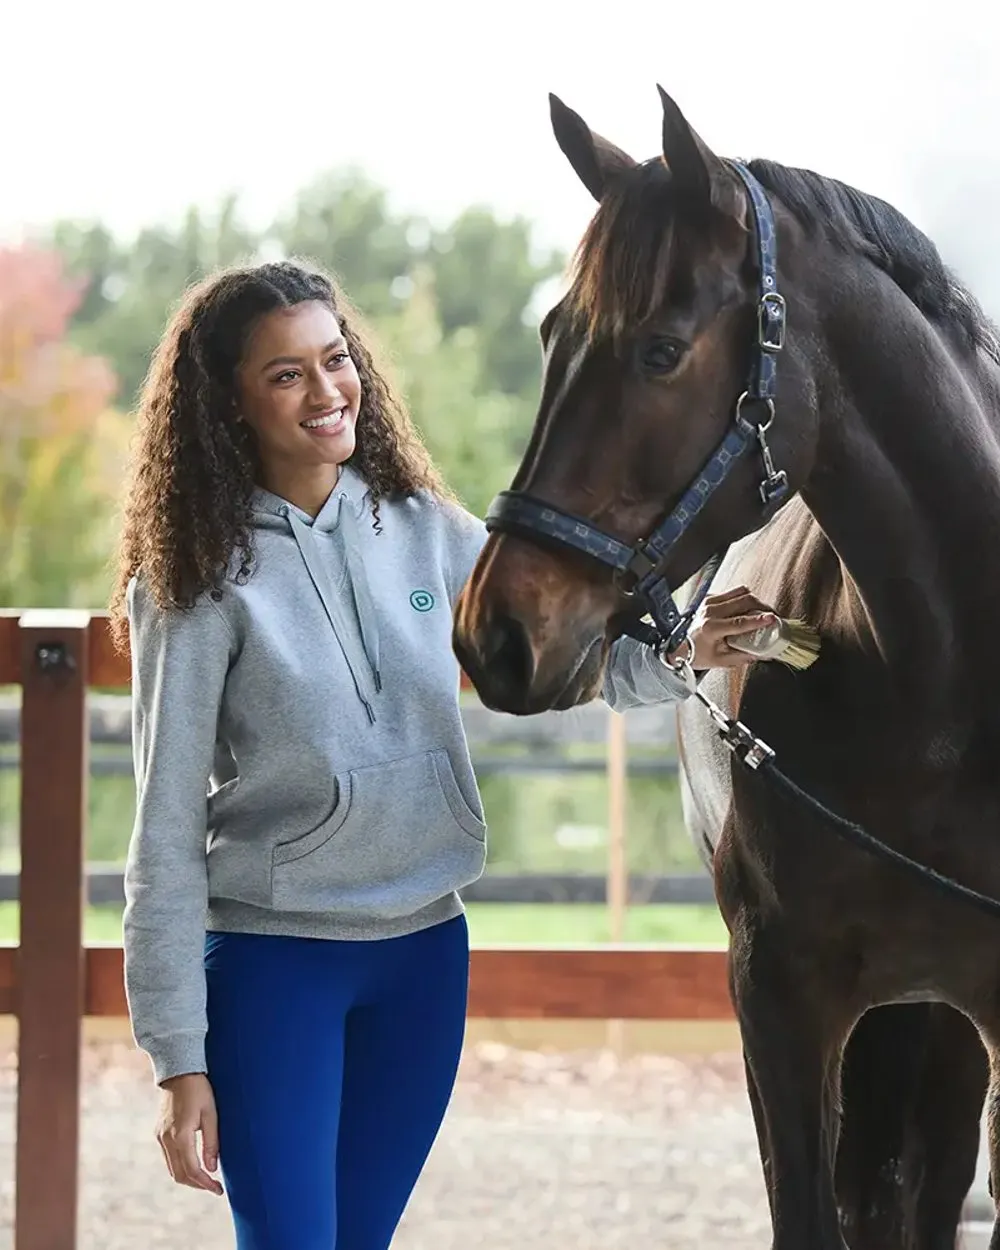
[669,586,778,670]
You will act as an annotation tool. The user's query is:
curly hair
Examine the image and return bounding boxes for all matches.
[108,258,452,652]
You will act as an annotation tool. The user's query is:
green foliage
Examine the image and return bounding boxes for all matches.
[273,169,420,321]
[428,207,563,395]
[373,265,532,515]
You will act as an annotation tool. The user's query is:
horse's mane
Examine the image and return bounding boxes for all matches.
[748,159,1000,363]
[566,154,1000,365]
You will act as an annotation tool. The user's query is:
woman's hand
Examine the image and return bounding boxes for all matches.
[156,1072,223,1196]
[670,586,778,670]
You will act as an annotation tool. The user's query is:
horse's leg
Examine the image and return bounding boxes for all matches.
[834,1002,986,1250]
[977,1027,1000,1250]
[835,1003,928,1250]
[730,917,855,1250]
[744,1051,773,1212]
[907,1004,986,1250]
[730,954,774,1214]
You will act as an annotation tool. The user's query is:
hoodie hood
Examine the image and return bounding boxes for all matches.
[249,465,381,722]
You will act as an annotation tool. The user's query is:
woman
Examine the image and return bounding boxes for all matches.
[108,258,777,1249]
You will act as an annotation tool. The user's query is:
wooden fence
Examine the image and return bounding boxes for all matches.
[0,608,732,1250]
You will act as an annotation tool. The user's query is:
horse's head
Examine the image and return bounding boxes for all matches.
[453,87,819,714]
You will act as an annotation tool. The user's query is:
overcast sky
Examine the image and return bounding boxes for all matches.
[3,0,998,309]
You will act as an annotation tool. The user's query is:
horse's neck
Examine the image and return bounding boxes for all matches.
[801,280,1000,702]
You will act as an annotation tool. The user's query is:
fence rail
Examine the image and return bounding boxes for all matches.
[0,608,732,1250]
[0,867,717,906]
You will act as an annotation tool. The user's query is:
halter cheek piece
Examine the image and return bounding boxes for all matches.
[483,161,788,658]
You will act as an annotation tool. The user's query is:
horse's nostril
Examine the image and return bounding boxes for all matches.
[483,612,535,695]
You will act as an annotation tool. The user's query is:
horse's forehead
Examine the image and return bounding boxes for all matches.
[559,207,746,348]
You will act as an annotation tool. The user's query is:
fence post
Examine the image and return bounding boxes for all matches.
[606,709,628,941]
[16,611,90,1250]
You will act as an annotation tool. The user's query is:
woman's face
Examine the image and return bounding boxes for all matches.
[235,300,362,487]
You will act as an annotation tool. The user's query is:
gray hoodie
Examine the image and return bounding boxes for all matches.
[122,465,692,1083]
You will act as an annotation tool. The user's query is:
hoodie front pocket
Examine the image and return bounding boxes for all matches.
[270,749,486,919]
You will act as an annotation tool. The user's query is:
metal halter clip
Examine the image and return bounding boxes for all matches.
[756,423,789,504]
[693,687,776,770]
[660,647,698,695]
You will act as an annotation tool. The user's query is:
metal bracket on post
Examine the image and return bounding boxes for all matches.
[35,640,77,675]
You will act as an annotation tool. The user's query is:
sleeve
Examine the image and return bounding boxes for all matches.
[601,634,695,712]
[442,503,489,606]
[122,575,236,1085]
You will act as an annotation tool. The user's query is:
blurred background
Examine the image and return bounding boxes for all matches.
[0,0,997,1244]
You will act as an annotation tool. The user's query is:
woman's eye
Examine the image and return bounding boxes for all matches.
[327,352,350,368]
[641,338,685,375]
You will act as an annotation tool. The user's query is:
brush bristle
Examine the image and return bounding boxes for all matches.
[775,619,822,671]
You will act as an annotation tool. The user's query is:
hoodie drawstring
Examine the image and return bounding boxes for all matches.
[284,505,381,723]
[339,504,382,692]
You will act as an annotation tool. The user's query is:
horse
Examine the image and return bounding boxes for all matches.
[451,85,1000,1249]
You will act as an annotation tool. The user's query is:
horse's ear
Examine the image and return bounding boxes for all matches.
[657,85,745,225]
[549,93,637,202]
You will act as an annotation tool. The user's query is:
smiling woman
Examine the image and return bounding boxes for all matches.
[104,256,776,1250]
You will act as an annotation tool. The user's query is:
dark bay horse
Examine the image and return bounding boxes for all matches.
[452,87,1000,1248]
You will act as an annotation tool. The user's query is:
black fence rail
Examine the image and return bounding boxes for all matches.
[0,867,715,906]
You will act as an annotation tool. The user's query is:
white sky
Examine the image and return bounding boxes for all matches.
[2,0,999,301]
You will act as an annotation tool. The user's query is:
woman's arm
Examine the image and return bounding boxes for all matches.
[123,576,236,1086]
[603,588,778,711]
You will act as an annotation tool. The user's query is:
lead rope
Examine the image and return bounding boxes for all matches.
[667,655,1000,920]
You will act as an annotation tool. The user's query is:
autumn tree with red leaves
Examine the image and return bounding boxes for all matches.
[0,245,126,607]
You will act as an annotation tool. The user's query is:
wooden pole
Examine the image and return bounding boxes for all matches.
[16,611,90,1250]
[606,708,628,1055]
[606,708,628,941]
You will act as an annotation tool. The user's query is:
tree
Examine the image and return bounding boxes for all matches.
[374,265,533,517]
[426,207,564,398]
[0,245,126,608]
[273,168,418,322]
[47,196,260,409]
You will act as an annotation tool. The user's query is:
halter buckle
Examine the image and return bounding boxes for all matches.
[758,291,786,353]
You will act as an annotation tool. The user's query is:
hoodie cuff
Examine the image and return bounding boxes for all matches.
[143,1030,208,1087]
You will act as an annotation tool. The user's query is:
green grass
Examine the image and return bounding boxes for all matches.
[0,901,728,946]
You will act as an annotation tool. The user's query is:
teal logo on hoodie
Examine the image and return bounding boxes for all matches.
[410,589,435,613]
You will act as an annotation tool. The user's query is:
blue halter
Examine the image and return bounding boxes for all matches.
[484,160,789,656]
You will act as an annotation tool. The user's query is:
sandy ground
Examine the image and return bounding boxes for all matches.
[0,1033,771,1250]
[0,1028,988,1249]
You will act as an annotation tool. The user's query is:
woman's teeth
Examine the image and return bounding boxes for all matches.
[302,410,344,429]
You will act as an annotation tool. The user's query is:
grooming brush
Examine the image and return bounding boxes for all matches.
[726,616,822,671]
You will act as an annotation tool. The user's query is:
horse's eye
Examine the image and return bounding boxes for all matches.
[641,337,686,375]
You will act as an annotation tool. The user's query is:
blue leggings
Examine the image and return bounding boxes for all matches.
[204,913,469,1250]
